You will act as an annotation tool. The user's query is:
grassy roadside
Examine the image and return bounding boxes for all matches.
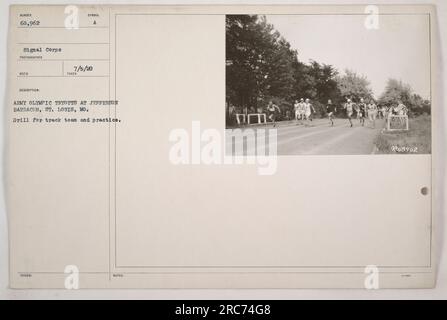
[374,115,431,154]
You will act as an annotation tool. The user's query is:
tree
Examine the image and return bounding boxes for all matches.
[226,15,378,122]
[310,62,340,112]
[378,79,411,105]
[226,15,296,111]
[226,15,304,119]
[265,36,296,101]
[379,79,431,116]
[226,15,263,110]
[336,69,374,102]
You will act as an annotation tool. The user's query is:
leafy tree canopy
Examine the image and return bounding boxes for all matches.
[226,15,430,117]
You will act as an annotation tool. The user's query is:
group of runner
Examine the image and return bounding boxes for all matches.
[266,98,319,127]
[341,98,409,129]
[293,98,317,122]
[263,98,408,129]
[266,98,318,127]
[292,97,379,128]
[341,98,379,128]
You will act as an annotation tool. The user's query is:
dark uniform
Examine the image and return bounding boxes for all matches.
[358,102,366,126]
[326,103,336,126]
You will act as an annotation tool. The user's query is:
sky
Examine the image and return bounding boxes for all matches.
[266,14,431,99]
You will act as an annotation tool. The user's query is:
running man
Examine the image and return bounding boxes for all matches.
[357,98,367,126]
[298,98,305,121]
[343,98,355,127]
[266,100,281,127]
[326,99,336,126]
[367,100,378,129]
[294,99,301,124]
[304,98,316,124]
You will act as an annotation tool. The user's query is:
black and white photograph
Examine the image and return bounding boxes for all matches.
[1,2,445,298]
[225,13,432,155]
